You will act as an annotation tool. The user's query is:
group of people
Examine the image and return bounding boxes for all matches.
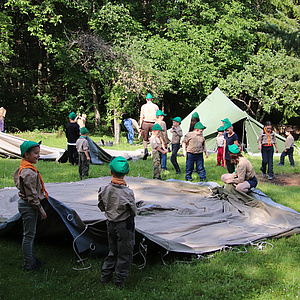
[13,95,296,289]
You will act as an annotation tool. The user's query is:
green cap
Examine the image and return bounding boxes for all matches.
[109,156,129,176]
[172,117,181,124]
[146,93,153,99]
[156,110,166,116]
[20,141,41,157]
[194,122,206,130]
[69,112,77,120]
[152,123,164,131]
[80,127,89,135]
[217,126,224,132]
[228,144,240,154]
[221,118,229,123]
[223,121,232,130]
[192,112,199,119]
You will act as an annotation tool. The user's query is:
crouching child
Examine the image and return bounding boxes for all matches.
[98,156,137,287]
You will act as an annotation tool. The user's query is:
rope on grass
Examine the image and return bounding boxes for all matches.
[133,237,148,269]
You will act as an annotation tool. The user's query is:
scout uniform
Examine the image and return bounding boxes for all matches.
[278,128,295,167]
[149,123,165,179]
[14,141,48,271]
[76,127,90,179]
[170,117,183,174]
[98,156,137,287]
[258,125,278,179]
[65,112,80,165]
[216,126,225,167]
[183,122,207,181]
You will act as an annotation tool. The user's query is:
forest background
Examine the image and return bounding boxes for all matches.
[1,0,300,139]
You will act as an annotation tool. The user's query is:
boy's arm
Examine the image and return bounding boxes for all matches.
[84,150,90,160]
[182,142,187,156]
[97,188,105,211]
[204,142,209,158]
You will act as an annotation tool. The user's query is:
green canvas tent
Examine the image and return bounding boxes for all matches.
[171,87,286,154]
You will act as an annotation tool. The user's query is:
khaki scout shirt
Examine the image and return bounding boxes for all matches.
[216,135,225,148]
[258,130,277,146]
[98,183,137,222]
[183,132,205,154]
[140,101,159,123]
[285,134,294,150]
[231,157,256,184]
[150,134,163,153]
[156,120,170,146]
[14,168,46,215]
[76,136,89,153]
[171,125,183,144]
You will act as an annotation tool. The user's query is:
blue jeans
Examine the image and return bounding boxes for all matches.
[185,152,206,180]
[161,153,167,170]
[123,119,134,145]
[261,146,274,176]
[18,198,39,270]
[170,144,181,173]
[280,148,294,166]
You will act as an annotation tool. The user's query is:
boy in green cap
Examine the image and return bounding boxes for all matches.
[216,126,225,167]
[149,123,168,179]
[155,110,170,171]
[189,111,200,132]
[182,122,208,181]
[76,127,90,180]
[65,112,80,165]
[98,156,137,287]
[14,141,48,271]
[170,117,183,174]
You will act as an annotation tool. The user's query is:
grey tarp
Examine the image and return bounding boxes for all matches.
[1,177,300,255]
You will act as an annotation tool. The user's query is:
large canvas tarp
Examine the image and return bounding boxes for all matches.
[1,177,300,255]
[168,88,286,154]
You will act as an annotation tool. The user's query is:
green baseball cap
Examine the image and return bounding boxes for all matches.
[217,126,224,132]
[146,93,153,99]
[109,156,129,176]
[80,127,89,135]
[228,144,240,154]
[221,118,229,123]
[192,112,199,119]
[172,117,181,124]
[156,110,166,116]
[223,121,232,130]
[69,112,77,120]
[194,122,206,130]
[20,141,41,157]
[152,123,164,131]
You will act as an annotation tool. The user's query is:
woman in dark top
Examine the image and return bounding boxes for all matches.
[223,121,239,173]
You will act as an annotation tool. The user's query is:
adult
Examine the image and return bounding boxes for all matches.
[258,121,278,180]
[0,107,6,133]
[65,112,80,165]
[189,112,200,132]
[139,93,159,160]
[221,144,258,193]
[223,121,239,173]
[123,118,135,145]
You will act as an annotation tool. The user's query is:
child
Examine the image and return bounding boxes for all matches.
[65,112,80,165]
[76,127,90,179]
[216,126,225,167]
[14,141,48,271]
[258,121,278,180]
[149,123,168,180]
[221,144,258,193]
[170,117,183,174]
[182,122,209,181]
[98,156,137,287]
[277,127,295,167]
[155,110,170,171]
[189,111,200,132]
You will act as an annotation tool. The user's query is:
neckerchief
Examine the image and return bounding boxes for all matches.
[111,177,127,186]
[19,159,49,200]
[264,128,272,146]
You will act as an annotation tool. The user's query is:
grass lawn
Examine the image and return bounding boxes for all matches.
[0,131,300,300]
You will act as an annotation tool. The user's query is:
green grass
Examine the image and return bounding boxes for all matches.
[1,132,300,299]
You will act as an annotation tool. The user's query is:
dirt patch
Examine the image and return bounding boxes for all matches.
[257,173,300,187]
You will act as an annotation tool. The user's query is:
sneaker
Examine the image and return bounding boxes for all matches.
[176,170,182,175]
[142,148,148,160]
[268,175,273,180]
[277,163,284,166]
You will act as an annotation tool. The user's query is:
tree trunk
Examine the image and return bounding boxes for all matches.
[91,81,101,129]
[114,108,120,145]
